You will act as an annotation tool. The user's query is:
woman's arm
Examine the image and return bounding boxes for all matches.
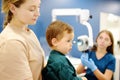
[0,40,33,80]
[93,69,113,80]
[25,77,33,80]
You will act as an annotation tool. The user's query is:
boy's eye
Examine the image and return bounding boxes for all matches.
[67,40,70,42]
[67,40,72,42]
[29,9,35,11]
[29,8,40,12]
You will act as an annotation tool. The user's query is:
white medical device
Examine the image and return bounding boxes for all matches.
[52,8,93,52]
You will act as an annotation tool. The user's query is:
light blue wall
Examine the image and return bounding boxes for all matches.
[0,0,120,58]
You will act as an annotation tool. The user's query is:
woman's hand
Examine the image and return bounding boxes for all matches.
[80,53,97,72]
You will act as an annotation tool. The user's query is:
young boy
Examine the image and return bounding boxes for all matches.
[42,20,87,80]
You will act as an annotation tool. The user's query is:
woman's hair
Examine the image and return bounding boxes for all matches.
[46,20,74,47]
[2,0,26,28]
[91,30,114,55]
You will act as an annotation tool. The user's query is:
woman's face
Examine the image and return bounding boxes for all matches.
[97,32,112,49]
[13,0,40,25]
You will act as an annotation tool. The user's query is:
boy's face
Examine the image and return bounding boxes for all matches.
[54,32,74,54]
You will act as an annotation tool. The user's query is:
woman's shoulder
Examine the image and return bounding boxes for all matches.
[87,50,95,55]
[106,53,116,60]
[0,27,28,47]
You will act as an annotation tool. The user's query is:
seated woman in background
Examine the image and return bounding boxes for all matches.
[77,30,116,80]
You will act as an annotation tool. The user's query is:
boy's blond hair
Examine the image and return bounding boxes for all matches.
[46,20,74,47]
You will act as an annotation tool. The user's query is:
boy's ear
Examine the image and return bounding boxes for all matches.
[9,3,16,14]
[52,38,58,46]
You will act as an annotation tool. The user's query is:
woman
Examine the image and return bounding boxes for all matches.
[0,0,45,80]
[77,30,116,80]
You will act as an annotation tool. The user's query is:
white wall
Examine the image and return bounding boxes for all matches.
[100,12,120,80]
[100,12,120,55]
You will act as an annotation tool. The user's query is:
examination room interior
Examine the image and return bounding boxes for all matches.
[0,0,120,80]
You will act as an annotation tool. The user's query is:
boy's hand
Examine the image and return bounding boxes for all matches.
[81,77,87,80]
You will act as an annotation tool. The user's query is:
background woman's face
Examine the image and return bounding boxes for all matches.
[97,32,112,49]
